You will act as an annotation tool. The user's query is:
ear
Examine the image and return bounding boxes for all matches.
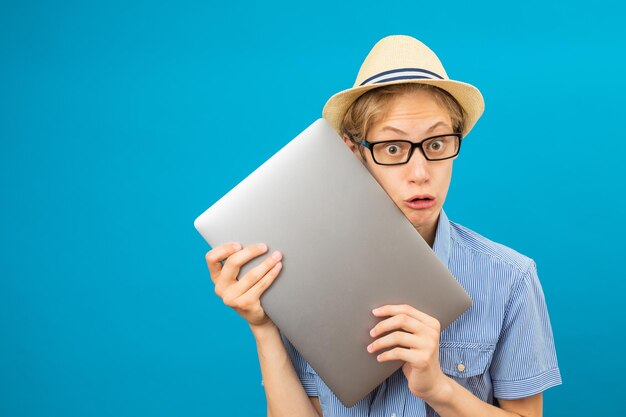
[342,134,364,161]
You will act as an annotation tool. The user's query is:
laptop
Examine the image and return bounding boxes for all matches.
[194,118,472,407]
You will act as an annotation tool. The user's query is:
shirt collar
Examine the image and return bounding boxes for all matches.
[432,208,451,268]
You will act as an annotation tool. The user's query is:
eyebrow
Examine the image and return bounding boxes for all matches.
[380,121,451,135]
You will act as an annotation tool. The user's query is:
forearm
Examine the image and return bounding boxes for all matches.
[251,323,320,417]
[423,376,521,417]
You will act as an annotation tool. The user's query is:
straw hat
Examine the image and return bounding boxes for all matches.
[322,35,485,138]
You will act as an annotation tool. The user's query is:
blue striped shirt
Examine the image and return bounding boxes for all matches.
[279,209,562,416]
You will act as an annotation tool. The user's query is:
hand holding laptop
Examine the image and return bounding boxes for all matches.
[205,242,283,328]
[368,304,448,400]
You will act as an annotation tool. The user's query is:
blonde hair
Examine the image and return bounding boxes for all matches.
[340,83,466,150]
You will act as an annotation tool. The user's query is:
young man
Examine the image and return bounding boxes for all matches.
[205,35,561,417]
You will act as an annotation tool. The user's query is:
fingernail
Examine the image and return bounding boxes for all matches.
[369,329,375,337]
[366,344,372,352]
[233,243,242,251]
[372,308,379,314]
[271,251,282,260]
[258,243,267,251]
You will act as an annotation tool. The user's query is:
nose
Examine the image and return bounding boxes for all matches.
[405,148,430,184]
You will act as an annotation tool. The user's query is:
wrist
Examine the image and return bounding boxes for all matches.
[421,373,454,406]
[249,321,279,340]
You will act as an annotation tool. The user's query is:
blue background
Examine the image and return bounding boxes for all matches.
[2,0,625,415]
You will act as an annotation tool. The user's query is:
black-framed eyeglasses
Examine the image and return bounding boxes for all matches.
[359,133,463,165]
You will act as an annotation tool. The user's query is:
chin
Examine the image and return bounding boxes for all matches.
[405,209,438,230]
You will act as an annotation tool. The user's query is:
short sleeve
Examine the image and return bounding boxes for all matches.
[279,331,318,396]
[490,260,563,399]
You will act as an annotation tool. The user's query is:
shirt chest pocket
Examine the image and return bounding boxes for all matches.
[439,341,494,378]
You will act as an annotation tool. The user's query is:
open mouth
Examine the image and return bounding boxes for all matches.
[405,194,434,202]
[404,194,436,209]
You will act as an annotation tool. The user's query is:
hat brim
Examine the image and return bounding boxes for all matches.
[322,78,485,138]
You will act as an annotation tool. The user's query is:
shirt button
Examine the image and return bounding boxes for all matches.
[457,363,466,372]
[391,413,397,417]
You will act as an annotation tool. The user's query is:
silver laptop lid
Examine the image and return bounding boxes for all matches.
[194,118,472,407]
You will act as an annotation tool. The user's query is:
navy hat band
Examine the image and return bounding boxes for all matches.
[359,67,444,86]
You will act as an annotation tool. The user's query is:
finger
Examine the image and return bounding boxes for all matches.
[367,331,421,354]
[221,251,282,304]
[236,261,283,306]
[206,242,243,280]
[233,250,283,295]
[376,347,415,363]
[373,305,441,331]
[218,243,269,286]
[370,314,423,338]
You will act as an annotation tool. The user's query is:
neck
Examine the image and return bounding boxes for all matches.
[416,213,440,248]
